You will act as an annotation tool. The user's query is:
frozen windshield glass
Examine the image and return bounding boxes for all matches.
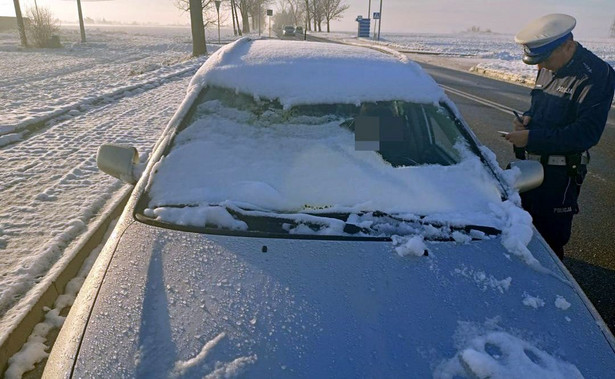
[136,86,503,239]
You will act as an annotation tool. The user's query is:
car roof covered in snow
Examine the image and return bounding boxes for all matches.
[189,38,446,109]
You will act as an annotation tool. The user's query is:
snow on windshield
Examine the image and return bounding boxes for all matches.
[144,99,507,235]
[188,38,447,109]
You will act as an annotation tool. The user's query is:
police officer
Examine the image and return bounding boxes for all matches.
[505,14,615,258]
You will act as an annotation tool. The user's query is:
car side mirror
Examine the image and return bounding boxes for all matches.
[96,144,140,184]
[507,160,544,193]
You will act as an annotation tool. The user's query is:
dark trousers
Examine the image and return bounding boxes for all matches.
[520,165,586,259]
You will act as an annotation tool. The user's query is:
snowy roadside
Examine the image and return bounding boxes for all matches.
[314,31,539,86]
[0,25,201,147]
[0,74,193,321]
[0,25,236,363]
[315,31,615,93]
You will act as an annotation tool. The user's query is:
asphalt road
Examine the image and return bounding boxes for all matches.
[415,60,615,332]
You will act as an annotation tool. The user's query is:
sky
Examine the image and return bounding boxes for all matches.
[1,0,615,38]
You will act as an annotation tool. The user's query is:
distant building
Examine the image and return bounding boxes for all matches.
[0,16,30,31]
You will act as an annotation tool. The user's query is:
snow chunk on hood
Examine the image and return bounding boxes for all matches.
[392,235,427,257]
[435,330,583,379]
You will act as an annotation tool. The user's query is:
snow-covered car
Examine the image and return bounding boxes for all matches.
[44,38,615,378]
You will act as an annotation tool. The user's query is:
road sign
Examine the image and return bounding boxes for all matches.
[267,9,273,16]
[357,18,370,38]
[373,12,380,20]
[215,0,221,12]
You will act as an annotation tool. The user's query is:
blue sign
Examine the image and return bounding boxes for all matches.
[357,18,370,38]
[373,12,380,20]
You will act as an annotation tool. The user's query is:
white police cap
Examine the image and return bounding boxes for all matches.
[515,14,576,65]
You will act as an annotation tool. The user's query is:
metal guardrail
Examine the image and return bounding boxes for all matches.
[0,186,132,376]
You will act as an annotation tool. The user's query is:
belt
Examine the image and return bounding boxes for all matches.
[526,152,589,166]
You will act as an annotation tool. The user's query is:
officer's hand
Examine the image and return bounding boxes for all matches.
[512,115,531,131]
[505,130,529,148]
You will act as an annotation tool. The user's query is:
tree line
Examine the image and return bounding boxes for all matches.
[180,0,349,55]
[11,0,349,55]
[272,0,349,33]
[178,0,348,35]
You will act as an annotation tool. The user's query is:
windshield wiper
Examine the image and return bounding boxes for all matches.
[140,204,499,240]
[303,210,500,240]
[369,210,501,238]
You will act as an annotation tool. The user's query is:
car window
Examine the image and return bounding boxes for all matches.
[136,86,502,239]
[425,106,464,163]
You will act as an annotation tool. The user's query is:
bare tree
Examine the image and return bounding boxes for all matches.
[272,2,295,31]
[321,0,348,32]
[175,0,218,27]
[187,0,207,55]
[176,0,233,55]
[236,0,252,33]
[311,0,323,32]
[281,0,305,26]
[304,0,311,31]
[248,0,259,30]
[26,5,60,48]
[230,0,242,35]
[248,0,272,33]
[274,0,305,29]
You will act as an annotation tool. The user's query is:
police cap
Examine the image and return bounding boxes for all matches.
[515,14,576,65]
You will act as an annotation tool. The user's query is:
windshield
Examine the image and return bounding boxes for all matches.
[136,86,504,239]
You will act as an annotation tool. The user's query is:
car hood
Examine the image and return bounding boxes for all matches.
[68,221,614,378]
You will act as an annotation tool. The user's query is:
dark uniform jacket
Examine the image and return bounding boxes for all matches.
[524,43,615,156]
[519,43,615,253]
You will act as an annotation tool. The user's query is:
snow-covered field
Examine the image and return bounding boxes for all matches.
[1,24,614,376]
[322,30,615,87]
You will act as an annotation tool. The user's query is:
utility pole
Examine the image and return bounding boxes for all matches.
[12,0,28,47]
[367,0,372,39]
[377,0,383,41]
[76,0,86,43]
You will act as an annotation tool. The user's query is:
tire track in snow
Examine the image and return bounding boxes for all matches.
[0,76,190,321]
[0,51,153,89]
[0,57,205,149]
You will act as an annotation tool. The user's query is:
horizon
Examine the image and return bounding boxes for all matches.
[1,0,615,39]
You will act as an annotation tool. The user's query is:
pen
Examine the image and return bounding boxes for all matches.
[513,110,523,123]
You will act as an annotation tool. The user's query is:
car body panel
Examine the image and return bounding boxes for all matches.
[57,222,614,377]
